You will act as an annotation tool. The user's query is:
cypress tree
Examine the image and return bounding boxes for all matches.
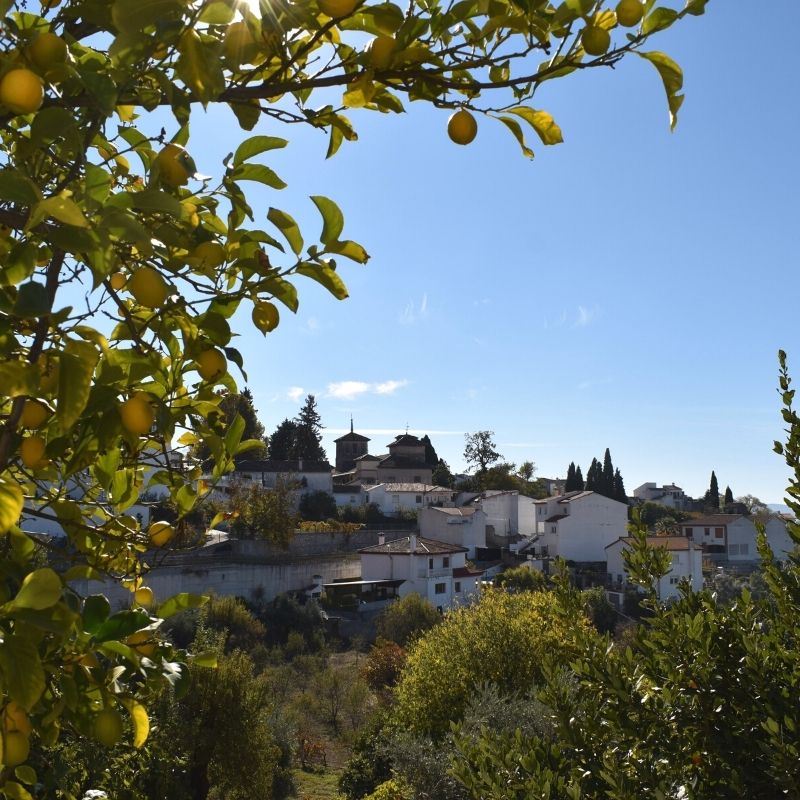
[294,394,327,461]
[565,462,577,491]
[586,458,601,491]
[602,448,614,498]
[575,465,584,490]
[724,485,734,505]
[613,468,627,504]
[705,470,720,510]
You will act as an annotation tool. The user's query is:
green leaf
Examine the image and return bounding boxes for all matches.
[224,414,246,456]
[13,281,49,317]
[229,101,261,131]
[85,164,111,205]
[198,0,235,23]
[157,593,208,619]
[267,208,303,255]
[33,194,89,228]
[176,29,225,104]
[52,339,99,438]
[7,568,63,611]
[310,196,344,245]
[192,650,218,668]
[130,189,184,217]
[14,766,37,786]
[642,6,678,34]
[264,276,299,312]
[0,635,46,710]
[507,107,563,146]
[296,263,349,300]
[63,565,105,582]
[0,479,24,533]
[685,0,708,15]
[498,116,534,159]
[3,781,34,800]
[82,594,111,634]
[231,163,287,190]
[328,240,369,264]
[8,528,35,562]
[120,699,150,747]
[0,170,40,205]
[94,610,151,643]
[637,51,684,130]
[233,135,288,167]
[112,0,184,35]
[0,361,38,398]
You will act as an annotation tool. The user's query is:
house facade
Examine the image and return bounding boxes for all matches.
[365,483,454,517]
[679,514,795,563]
[418,506,487,558]
[605,536,704,601]
[359,534,482,610]
[633,482,690,511]
[230,459,333,495]
[530,490,628,562]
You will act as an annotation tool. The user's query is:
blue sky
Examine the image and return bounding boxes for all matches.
[181,1,798,503]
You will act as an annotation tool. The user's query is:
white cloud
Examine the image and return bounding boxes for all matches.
[327,428,462,437]
[287,386,305,401]
[574,305,597,328]
[326,379,410,400]
[399,293,429,325]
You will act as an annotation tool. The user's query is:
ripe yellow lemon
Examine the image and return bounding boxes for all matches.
[192,241,226,270]
[581,25,611,56]
[28,32,68,73]
[126,630,156,657]
[367,35,395,69]
[93,707,123,748]
[196,348,227,382]
[148,520,175,547]
[134,586,154,607]
[129,266,168,308]
[20,435,46,468]
[0,68,44,115]
[252,301,279,333]
[318,0,358,17]
[155,143,191,188]
[20,399,49,429]
[3,730,30,767]
[224,21,259,65]
[447,109,477,145]
[616,0,644,27]
[119,393,155,436]
[109,271,127,291]
[3,702,32,737]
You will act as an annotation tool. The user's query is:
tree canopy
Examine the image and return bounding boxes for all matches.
[0,0,705,785]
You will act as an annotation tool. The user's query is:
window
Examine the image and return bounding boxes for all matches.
[670,576,680,585]
[414,475,421,482]
[550,525,557,533]
[729,543,739,556]
[455,581,462,592]
[434,583,446,594]
[704,528,710,536]
[741,543,749,555]
[715,527,724,539]
[429,558,434,569]
[443,557,450,568]
[415,495,422,504]
[685,527,693,537]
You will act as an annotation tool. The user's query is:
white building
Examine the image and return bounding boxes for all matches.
[633,482,690,511]
[679,514,795,563]
[530,490,628,562]
[365,483,454,517]
[214,459,333,497]
[332,482,364,509]
[605,536,704,601]
[418,506,487,558]
[359,533,482,610]
[460,490,538,539]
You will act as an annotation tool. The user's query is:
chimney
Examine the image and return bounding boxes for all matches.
[409,533,417,552]
[378,533,385,546]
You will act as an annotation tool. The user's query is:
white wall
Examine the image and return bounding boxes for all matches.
[366,485,452,517]
[376,466,433,485]
[480,492,519,537]
[542,494,628,561]
[518,495,537,536]
[418,508,487,557]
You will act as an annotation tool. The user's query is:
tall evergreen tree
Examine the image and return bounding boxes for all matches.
[585,458,601,491]
[602,448,615,497]
[565,462,577,492]
[613,468,627,504]
[575,465,584,491]
[294,394,327,461]
[705,470,720,510]
[724,485,734,505]
[421,435,439,466]
[268,418,300,461]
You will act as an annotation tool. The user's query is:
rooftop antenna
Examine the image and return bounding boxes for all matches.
[350,414,354,434]
[405,422,409,433]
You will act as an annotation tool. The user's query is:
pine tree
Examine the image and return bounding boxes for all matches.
[268,419,300,461]
[565,462,577,492]
[724,485,734,506]
[294,394,327,462]
[613,468,627,504]
[575,465,585,491]
[602,448,615,498]
[705,470,720,510]
[585,458,601,492]
[421,435,439,466]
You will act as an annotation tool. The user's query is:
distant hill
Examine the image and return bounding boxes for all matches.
[768,503,792,515]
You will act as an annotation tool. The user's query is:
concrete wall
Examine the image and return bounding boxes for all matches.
[480,493,519,537]
[542,494,627,561]
[518,495,537,536]
[375,466,433,485]
[418,507,486,558]
[366,485,451,516]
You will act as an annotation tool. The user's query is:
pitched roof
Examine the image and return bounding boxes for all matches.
[428,507,479,517]
[359,536,467,555]
[680,514,744,527]
[533,490,594,505]
[334,431,370,443]
[367,483,452,493]
[605,536,701,551]
[545,514,568,523]
[387,434,423,447]
[234,459,332,473]
[355,453,381,462]
[453,565,484,578]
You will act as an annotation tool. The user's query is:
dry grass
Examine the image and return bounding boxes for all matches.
[294,767,344,800]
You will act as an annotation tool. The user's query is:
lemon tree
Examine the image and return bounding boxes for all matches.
[0,0,706,790]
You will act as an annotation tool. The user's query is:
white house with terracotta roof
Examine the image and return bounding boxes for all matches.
[605,536,704,601]
[418,506,487,558]
[679,514,795,564]
[529,490,628,562]
[359,534,482,610]
[365,483,455,517]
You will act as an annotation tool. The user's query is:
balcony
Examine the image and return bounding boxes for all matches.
[417,567,451,579]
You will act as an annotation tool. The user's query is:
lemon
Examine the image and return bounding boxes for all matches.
[3,702,32,737]
[318,0,358,17]
[28,32,68,73]
[119,393,155,436]
[134,586,154,607]
[447,109,477,145]
[148,520,175,547]
[192,241,226,270]
[196,348,227,382]
[616,0,644,27]
[109,271,127,291]
[155,143,191,188]
[126,629,156,657]
[582,25,611,56]
[367,36,395,69]
[129,266,168,308]
[93,707,123,748]
[252,301,280,333]
[20,435,46,468]
[3,730,30,767]
[20,399,49,429]
[0,68,44,115]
